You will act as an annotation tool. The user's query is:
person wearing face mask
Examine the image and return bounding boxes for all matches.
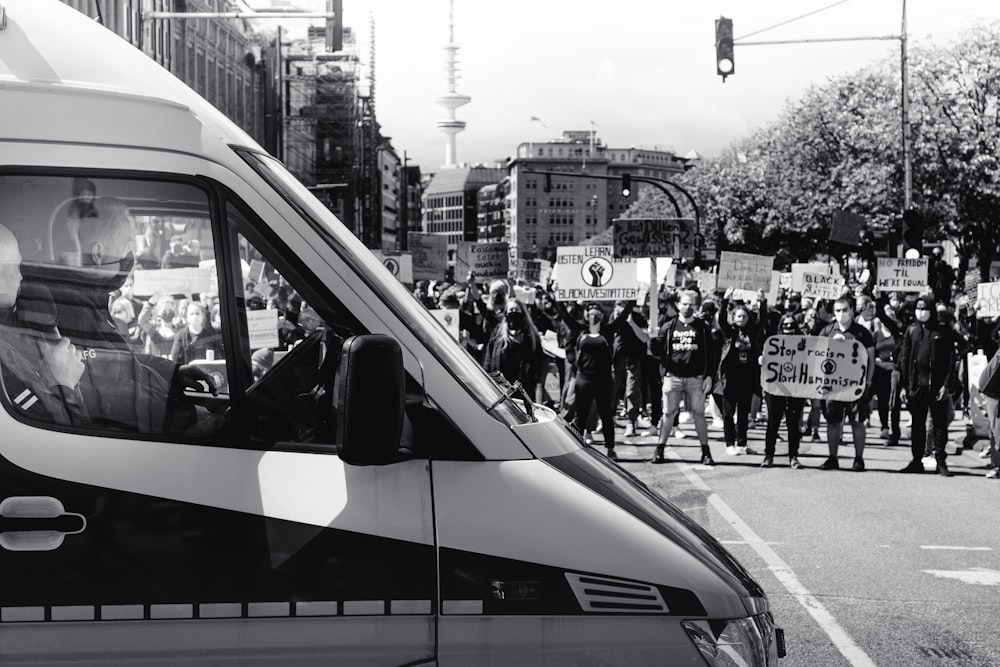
[762,315,807,468]
[818,296,876,471]
[571,303,620,460]
[651,290,718,466]
[483,299,540,396]
[715,287,768,457]
[898,294,958,476]
[170,301,222,365]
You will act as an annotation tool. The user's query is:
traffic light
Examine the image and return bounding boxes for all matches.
[715,17,734,82]
[901,208,924,258]
[621,173,632,197]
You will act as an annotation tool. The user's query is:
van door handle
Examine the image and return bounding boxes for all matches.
[0,496,87,551]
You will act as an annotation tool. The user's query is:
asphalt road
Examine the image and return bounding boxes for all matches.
[607,412,1000,667]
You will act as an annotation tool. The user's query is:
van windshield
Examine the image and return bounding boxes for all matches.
[237,150,529,426]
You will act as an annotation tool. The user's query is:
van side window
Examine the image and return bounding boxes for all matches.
[224,201,359,446]
[0,173,232,441]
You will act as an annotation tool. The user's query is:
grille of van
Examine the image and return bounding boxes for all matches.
[565,572,669,614]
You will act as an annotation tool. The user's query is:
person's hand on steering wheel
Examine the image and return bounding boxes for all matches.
[175,364,219,396]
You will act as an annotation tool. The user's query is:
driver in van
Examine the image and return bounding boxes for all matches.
[28,196,216,434]
[0,223,89,425]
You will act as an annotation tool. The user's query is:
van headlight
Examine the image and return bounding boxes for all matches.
[682,614,781,666]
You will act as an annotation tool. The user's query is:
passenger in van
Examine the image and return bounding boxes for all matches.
[0,224,89,425]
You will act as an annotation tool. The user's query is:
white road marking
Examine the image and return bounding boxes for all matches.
[668,454,877,667]
[920,545,993,551]
[923,568,1000,586]
[720,540,783,546]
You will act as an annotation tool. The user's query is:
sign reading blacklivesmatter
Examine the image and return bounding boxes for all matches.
[761,335,869,401]
[554,245,637,302]
[612,218,696,260]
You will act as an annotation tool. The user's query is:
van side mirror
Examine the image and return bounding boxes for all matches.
[336,334,404,465]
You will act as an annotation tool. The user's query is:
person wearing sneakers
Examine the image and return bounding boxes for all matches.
[897,293,958,476]
[651,289,717,465]
[762,314,807,469]
[715,287,767,457]
[819,296,876,471]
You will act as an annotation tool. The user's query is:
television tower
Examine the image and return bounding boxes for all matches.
[434,0,470,168]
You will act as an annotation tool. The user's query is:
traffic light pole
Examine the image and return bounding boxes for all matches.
[730,0,912,210]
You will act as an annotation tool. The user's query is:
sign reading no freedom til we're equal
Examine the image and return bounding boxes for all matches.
[876,258,928,292]
[554,245,637,302]
[761,335,869,401]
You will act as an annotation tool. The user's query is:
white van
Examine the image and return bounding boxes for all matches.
[0,2,783,664]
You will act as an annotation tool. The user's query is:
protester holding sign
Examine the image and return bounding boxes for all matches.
[715,287,767,457]
[762,315,807,468]
[897,294,958,476]
[818,296,875,472]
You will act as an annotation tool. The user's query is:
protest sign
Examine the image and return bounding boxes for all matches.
[977,282,1000,318]
[247,308,280,349]
[407,233,447,281]
[695,270,718,293]
[538,261,553,286]
[761,335,869,401]
[541,330,566,360]
[876,258,928,292]
[554,245,637,302]
[513,285,537,304]
[800,271,845,300]
[133,267,214,297]
[768,270,782,304]
[790,263,834,292]
[512,258,544,283]
[612,218,697,260]
[965,272,981,303]
[373,251,414,284]
[456,241,509,279]
[829,210,866,246]
[718,251,774,292]
[430,308,460,340]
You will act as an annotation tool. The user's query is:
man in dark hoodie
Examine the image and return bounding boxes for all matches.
[897,293,958,476]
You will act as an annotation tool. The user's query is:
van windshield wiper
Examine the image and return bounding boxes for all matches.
[487,376,536,423]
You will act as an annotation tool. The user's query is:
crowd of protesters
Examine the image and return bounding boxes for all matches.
[414,250,1000,479]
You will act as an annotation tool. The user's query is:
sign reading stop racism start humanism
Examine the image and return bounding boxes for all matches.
[554,246,637,302]
[761,335,869,401]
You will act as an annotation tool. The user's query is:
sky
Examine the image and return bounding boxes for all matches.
[252,0,1000,172]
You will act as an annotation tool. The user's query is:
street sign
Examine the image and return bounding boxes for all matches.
[876,258,928,292]
[612,218,696,260]
[761,335,869,401]
[373,251,414,284]
[456,241,509,280]
[554,245,637,302]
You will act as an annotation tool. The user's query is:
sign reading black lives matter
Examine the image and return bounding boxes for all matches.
[456,241,509,279]
[554,246,637,302]
[612,218,697,260]
[761,335,869,401]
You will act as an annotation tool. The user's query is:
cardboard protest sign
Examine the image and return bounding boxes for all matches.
[541,330,566,360]
[513,285,537,304]
[430,308,460,340]
[800,271,845,300]
[373,251,414,284]
[829,210,866,246]
[247,308,280,349]
[456,241,509,280]
[977,282,1000,318]
[133,267,214,297]
[612,218,697,260]
[761,335,869,401]
[407,233,447,281]
[790,263,834,292]
[876,258,928,293]
[554,246,637,302]
[768,270,782,304]
[512,258,543,284]
[718,251,774,292]
[695,270,718,293]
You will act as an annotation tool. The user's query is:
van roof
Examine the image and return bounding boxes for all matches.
[0,0,263,156]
